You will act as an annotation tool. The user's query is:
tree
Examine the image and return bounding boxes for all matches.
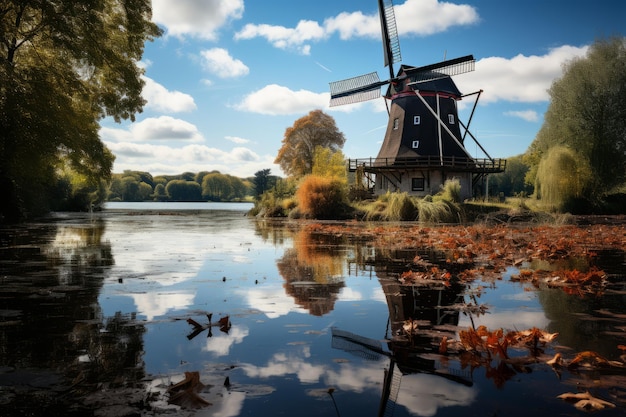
[0,0,161,221]
[166,180,202,201]
[487,155,533,197]
[275,110,346,179]
[534,146,592,212]
[311,147,347,183]
[253,169,278,200]
[525,37,626,205]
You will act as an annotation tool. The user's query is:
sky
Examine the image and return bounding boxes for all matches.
[99,0,626,178]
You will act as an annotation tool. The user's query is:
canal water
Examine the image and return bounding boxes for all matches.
[0,203,625,416]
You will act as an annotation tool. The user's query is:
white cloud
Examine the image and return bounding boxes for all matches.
[142,76,197,113]
[235,20,326,55]
[225,135,250,144]
[152,0,244,40]
[240,0,478,52]
[456,45,589,103]
[111,116,204,142]
[394,0,480,36]
[504,110,539,122]
[234,84,330,115]
[200,47,249,78]
[324,11,378,40]
[102,139,278,177]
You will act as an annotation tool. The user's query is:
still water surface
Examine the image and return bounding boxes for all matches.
[1,202,625,416]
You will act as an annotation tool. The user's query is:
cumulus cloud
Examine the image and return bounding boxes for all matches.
[234,84,330,115]
[141,76,197,113]
[235,20,326,55]
[394,0,479,36]
[152,0,244,39]
[456,45,589,103]
[226,136,250,144]
[237,0,478,52]
[504,110,540,122]
[102,137,278,177]
[101,116,204,143]
[200,48,249,78]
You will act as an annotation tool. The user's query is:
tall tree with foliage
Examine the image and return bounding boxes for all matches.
[275,110,346,179]
[0,0,161,221]
[525,37,626,207]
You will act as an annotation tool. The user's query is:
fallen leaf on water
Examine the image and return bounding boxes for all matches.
[546,353,563,367]
[557,391,615,411]
[168,371,211,409]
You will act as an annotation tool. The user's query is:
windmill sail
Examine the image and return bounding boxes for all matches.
[329,72,386,106]
[380,0,401,73]
[406,55,475,85]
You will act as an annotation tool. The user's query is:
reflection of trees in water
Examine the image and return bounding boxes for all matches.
[276,229,347,316]
[253,219,292,246]
[538,248,626,359]
[70,312,146,389]
[0,219,146,413]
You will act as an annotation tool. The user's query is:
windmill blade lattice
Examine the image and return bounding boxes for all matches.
[329,72,386,107]
[380,0,401,69]
[406,55,475,85]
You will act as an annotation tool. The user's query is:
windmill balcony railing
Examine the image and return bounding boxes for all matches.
[348,156,506,173]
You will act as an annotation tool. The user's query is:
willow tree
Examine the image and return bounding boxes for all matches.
[275,110,346,179]
[525,37,626,206]
[0,0,161,221]
[534,146,592,211]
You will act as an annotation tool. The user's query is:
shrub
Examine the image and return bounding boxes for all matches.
[296,175,348,219]
[385,192,419,221]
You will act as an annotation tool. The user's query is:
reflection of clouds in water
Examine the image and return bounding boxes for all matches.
[130,291,195,320]
[240,347,326,384]
[204,325,249,356]
[104,221,256,287]
[241,346,385,392]
[396,373,477,417]
[324,361,386,393]
[459,309,548,331]
[338,287,363,301]
[206,390,246,417]
[241,287,307,319]
[239,347,474,417]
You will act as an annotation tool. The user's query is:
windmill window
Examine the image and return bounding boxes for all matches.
[412,140,419,149]
[393,118,399,130]
[413,116,421,125]
[448,114,455,124]
[412,178,425,191]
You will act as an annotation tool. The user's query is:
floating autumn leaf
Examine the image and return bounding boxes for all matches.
[168,371,211,409]
[546,353,563,367]
[557,391,616,411]
[568,351,625,369]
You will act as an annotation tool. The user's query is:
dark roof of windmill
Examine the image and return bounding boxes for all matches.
[387,65,462,97]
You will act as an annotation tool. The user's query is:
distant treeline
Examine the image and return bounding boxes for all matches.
[108,170,257,202]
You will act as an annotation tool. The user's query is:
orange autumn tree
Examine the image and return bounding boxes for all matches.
[275,110,345,179]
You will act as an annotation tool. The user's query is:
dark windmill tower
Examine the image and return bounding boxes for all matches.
[330,0,505,199]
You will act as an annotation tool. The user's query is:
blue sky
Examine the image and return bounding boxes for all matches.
[99,0,625,178]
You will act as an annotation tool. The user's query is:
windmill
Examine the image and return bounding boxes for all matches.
[329,0,505,199]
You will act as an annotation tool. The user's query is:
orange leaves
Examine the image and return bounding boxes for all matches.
[399,267,451,286]
[557,391,616,411]
[457,326,557,358]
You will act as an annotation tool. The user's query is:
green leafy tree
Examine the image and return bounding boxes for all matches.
[488,155,533,197]
[0,0,161,221]
[535,146,592,212]
[166,180,202,201]
[253,169,279,200]
[526,37,626,205]
[153,183,168,201]
[275,110,346,179]
[312,147,347,183]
